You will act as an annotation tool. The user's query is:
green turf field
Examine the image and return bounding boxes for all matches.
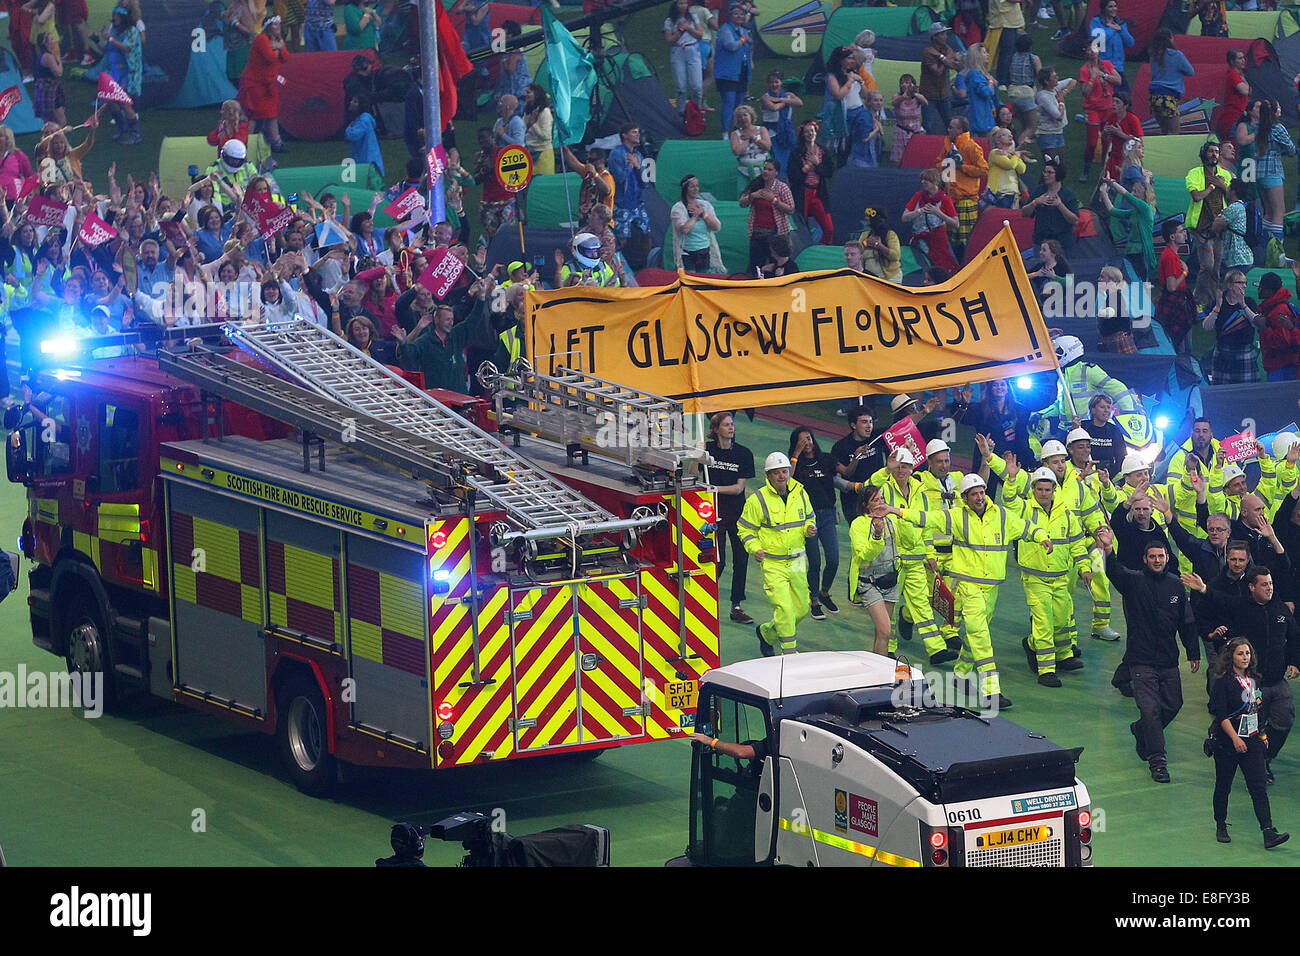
[2,408,1298,867]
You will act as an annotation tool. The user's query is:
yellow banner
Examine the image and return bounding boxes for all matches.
[526,226,1059,413]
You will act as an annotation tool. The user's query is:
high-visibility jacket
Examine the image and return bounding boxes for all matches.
[1043,362,1142,422]
[871,468,929,568]
[1006,495,1090,579]
[1058,463,1109,535]
[1165,436,1220,487]
[1259,453,1298,517]
[915,466,965,552]
[848,513,897,603]
[899,501,1048,586]
[738,477,816,559]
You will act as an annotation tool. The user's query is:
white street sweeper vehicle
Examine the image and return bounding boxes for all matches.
[669,652,1093,867]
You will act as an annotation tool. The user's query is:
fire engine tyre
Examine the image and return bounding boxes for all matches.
[63,595,118,712]
[277,675,337,796]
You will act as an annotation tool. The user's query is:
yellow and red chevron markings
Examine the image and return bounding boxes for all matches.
[575,578,645,741]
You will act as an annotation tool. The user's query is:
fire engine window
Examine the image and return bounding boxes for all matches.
[31,392,72,476]
[98,404,139,493]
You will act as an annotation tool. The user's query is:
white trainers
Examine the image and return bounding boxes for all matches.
[1092,626,1121,641]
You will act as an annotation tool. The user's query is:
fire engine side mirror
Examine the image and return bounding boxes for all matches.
[5,429,30,486]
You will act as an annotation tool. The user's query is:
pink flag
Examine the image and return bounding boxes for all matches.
[96,72,133,105]
[425,144,448,189]
[77,211,118,247]
[26,194,69,228]
[417,247,466,299]
[0,86,21,122]
[384,186,424,221]
[880,416,927,465]
[256,201,295,241]
[1220,431,1258,465]
[16,175,39,200]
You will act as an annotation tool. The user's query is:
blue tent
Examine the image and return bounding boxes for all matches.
[163,34,237,109]
[0,49,41,135]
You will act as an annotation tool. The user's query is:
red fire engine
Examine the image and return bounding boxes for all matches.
[6,321,719,793]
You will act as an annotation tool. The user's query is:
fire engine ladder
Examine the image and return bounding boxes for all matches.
[204,321,662,546]
[479,360,710,479]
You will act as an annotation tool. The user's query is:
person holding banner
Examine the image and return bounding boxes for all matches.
[738,451,817,657]
[876,472,1054,709]
[101,5,142,145]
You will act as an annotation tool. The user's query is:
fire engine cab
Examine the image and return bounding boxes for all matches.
[6,321,720,793]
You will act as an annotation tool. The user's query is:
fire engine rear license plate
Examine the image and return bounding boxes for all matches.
[664,680,698,710]
[975,824,1053,849]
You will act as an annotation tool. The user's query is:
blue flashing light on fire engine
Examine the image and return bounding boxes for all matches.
[1015,376,1034,391]
[1154,414,1170,432]
[40,337,79,359]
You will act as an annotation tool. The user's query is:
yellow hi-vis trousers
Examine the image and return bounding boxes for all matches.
[954,580,1000,697]
[757,555,810,654]
[1023,574,1076,675]
[1071,546,1111,635]
[930,552,961,645]
[892,563,948,656]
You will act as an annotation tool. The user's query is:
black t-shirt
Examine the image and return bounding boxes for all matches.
[832,431,884,514]
[1081,419,1126,476]
[706,440,755,524]
[793,451,837,511]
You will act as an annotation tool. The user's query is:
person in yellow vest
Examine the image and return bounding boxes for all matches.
[847,484,900,656]
[876,472,1053,710]
[871,446,951,663]
[738,452,817,656]
[1003,466,1091,687]
[1062,427,1121,641]
[914,437,964,656]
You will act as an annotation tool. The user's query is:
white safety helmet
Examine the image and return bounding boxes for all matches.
[926,438,950,457]
[764,452,792,472]
[959,473,987,495]
[890,394,917,414]
[221,138,247,168]
[1053,335,1084,367]
[1040,440,1068,461]
[1221,463,1246,485]
[1272,432,1298,459]
[1031,466,1059,486]
[1066,427,1092,447]
[1119,453,1149,477]
[893,447,919,467]
[572,232,603,269]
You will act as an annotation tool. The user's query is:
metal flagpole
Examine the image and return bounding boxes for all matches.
[418,0,447,225]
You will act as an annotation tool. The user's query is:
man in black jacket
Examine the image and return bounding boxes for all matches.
[1111,495,1172,571]
[1235,493,1294,611]
[1184,565,1300,778]
[1149,486,1234,692]
[1099,526,1200,783]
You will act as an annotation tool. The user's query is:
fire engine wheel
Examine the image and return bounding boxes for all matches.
[63,596,118,711]
[277,675,336,796]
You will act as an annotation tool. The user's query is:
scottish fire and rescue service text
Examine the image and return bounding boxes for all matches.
[224,474,365,527]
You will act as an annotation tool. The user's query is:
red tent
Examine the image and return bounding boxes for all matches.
[899,133,991,169]
[963,209,1034,265]
[278,49,381,142]
[1130,62,1229,121]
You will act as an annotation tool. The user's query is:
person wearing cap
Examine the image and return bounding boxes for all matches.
[238,13,291,153]
[877,470,1052,708]
[737,451,817,656]
[1096,524,1199,784]
[1003,466,1090,686]
[869,445,948,661]
[888,389,969,445]
[556,232,618,288]
[915,437,965,657]
[919,22,961,135]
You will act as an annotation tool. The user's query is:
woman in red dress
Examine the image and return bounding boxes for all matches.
[238,14,291,153]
